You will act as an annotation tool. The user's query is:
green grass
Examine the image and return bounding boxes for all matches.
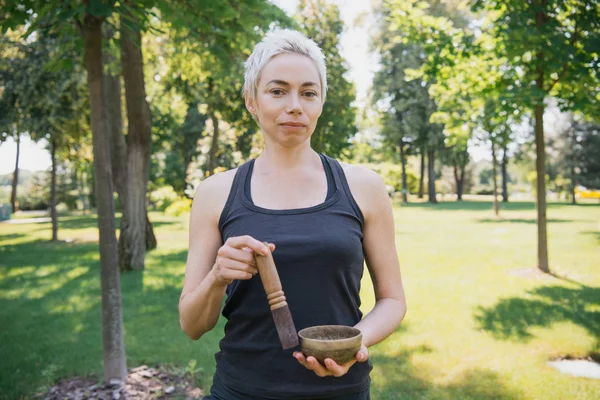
[1,201,599,399]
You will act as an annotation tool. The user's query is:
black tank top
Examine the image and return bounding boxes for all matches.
[215,153,372,399]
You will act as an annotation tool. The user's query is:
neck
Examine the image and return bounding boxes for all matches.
[256,141,319,172]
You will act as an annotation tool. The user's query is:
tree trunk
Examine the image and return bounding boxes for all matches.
[418,149,425,199]
[501,143,509,202]
[207,112,220,176]
[453,164,463,201]
[535,101,549,272]
[119,7,155,271]
[427,149,437,204]
[103,24,127,212]
[10,131,20,213]
[570,157,577,205]
[491,139,499,217]
[82,14,127,382]
[399,142,408,203]
[50,137,58,241]
[569,126,577,205]
[104,21,156,253]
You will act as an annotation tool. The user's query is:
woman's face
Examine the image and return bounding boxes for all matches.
[246,53,323,148]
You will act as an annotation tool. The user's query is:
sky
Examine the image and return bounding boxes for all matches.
[0,0,490,175]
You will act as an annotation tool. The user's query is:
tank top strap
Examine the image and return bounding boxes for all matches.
[218,160,253,232]
[322,154,365,226]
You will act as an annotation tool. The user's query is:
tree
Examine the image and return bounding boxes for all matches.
[473,0,600,272]
[296,0,357,158]
[0,33,28,214]
[2,0,128,381]
[371,2,445,203]
[118,5,156,271]
[80,10,127,381]
[1,28,89,239]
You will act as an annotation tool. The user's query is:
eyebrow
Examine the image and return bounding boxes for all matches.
[265,79,319,88]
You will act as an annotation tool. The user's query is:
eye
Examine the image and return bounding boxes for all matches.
[303,91,318,98]
[270,89,285,96]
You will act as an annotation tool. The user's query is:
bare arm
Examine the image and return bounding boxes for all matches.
[351,167,407,348]
[178,171,272,340]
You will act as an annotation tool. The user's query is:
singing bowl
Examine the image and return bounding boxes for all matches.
[298,325,362,365]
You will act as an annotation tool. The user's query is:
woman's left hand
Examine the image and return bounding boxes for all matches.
[293,343,369,378]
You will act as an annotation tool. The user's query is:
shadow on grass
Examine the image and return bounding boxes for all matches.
[477,218,574,224]
[474,285,600,349]
[0,239,210,399]
[57,215,175,231]
[370,343,524,399]
[581,231,600,244]
[0,239,532,400]
[398,200,534,211]
[397,200,598,212]
[0,232,26,243]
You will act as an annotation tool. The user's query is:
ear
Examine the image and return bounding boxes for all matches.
[245,94,257,116]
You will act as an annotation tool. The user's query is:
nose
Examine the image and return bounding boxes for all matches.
[285,92,302,115]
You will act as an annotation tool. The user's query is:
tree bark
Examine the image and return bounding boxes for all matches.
[569,125,577,205]
[103,25,127,213]
[427,148,437,204]
[491,139,499,217]
[570,156,577,205]
[453,164,463,201]
[50,137,58,241]
[119,7,155,270]
[82,14,127,382]
[10,131,20,213]
[399,142,408,203]
[501,143,509,202]
[418,148,425,199]
[207,112,220,177]
[535,101,549,272]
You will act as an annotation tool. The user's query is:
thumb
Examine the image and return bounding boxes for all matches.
[356,348,369,362]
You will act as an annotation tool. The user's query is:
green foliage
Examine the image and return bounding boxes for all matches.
[18,173,50,210]
[149,186,180,212]
[296,0,357,158]
[471,0,600,113]
[165,198,192,217]
[358,162,418,194]
[576,120,600,190]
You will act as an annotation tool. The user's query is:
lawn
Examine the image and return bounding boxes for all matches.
[1,200,599,399]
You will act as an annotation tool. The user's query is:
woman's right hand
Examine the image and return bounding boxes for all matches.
[211,236,276,287]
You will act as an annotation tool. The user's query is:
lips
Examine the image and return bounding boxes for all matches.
[280,122,306,127]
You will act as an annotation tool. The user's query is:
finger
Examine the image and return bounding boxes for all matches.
[324,358,351,378]
[293,352,309,368]
[268,243,276,252]
[219,269,255,281]
[227,236,269,256]
[219,246,257,267]
[306,356,330,377]
[216,257,258,275]
[355,347,369,362]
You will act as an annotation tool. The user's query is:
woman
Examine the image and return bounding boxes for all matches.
[179,29,407,400]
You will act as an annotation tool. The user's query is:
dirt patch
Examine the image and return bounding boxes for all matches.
[34,365,203,400]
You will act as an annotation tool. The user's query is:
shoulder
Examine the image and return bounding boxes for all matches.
[338,161,384,189]
[337,161,389,221]
[191,168,239,223]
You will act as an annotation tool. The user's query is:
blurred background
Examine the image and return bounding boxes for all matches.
[0,1,599,399]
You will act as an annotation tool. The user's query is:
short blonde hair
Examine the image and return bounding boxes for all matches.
[243,29,328,103]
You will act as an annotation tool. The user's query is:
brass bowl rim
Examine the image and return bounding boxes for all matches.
[298,325,362,345]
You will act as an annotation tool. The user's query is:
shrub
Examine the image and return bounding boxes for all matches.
[165,198,192,217]
[149,186,180,211]
[358,163,418,194]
